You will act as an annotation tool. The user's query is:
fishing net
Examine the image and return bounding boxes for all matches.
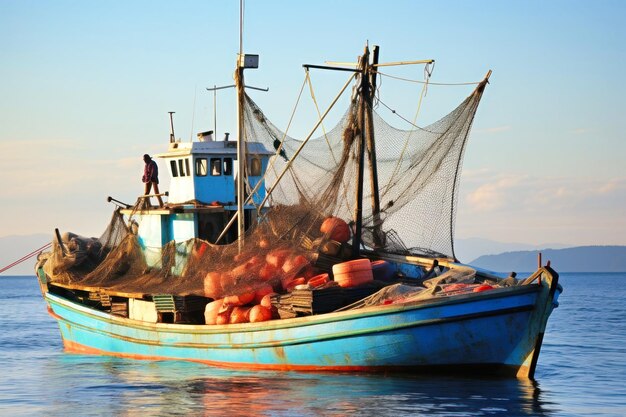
[40,75,488,301]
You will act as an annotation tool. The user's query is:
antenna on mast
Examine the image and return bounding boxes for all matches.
[206,84,268,140]
[168,111,176,143]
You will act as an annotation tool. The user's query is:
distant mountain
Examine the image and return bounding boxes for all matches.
[470,246,626,273]
[454,237,568,264]
[0,234,51,276]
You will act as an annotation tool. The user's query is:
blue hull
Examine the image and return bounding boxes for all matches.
[44,269,560,377]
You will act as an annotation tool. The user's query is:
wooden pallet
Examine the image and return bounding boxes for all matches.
[270,281,386,317]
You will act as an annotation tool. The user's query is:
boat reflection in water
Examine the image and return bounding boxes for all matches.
[41,355,556,416]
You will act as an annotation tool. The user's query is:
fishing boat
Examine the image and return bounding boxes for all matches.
[34,34,561,378]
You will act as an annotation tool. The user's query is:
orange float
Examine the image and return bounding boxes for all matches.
[229,306,251,324]
[282,254,309,273]
[334,270,373,288]
[203,271,222,299]
[246,255,263,268]
[258,263,278,281]
[266,249,291,268]
[320,217,351,243]
[254,284,274,304]
[249,305,273,323]
[473,284,494,293]
[332,259,372,274]
[259,293,275,309]
[204,299,224,325]
[216,305,233,325]
[307,273,329,288]
[332,259,373,288]
[223,289,255,306]
[237,291,256,305]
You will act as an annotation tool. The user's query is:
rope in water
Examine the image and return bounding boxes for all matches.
[0,242,51,274]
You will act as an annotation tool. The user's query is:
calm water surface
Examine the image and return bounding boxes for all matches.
[1,274,625,416]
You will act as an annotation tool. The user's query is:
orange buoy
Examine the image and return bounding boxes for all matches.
[307,273,329,288]
[282,254,309,273]
[237,291,256,305]
[203,271,222,299]
[320,217,351,243]
[246,255,263,268]
[260,292,276,308]
[473,284,494,293]
[254,284,274,304]
[204,299,224,325]
[284,277,306,292]
[223,289,255,306]
[258,263,278,281]
[249,305,273,323]
[215,304,233,325]
[266,249,291,268]
[229,306,251,324]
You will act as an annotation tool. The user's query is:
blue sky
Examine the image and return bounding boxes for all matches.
[1,0,625,246]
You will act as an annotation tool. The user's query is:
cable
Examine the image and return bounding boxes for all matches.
[0,242,52,274]
[375,70,480,86]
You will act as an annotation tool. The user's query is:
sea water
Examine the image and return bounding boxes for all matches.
[0,274,624,417]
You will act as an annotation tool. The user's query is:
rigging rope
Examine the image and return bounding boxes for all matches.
[374,70,481,86]
[376,98,433,132]
[305,70,337,162]
[386,75,431,197]
[0,242,52,274]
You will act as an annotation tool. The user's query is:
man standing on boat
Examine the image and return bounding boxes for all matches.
[142,154,164,208]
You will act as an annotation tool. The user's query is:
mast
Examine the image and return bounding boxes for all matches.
[236,58,245,246]
[365,45,382,248]
[304,46,432,258]
[352,46,369,258]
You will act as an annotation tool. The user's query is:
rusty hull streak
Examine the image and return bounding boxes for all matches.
[273,346,286,361]
[62,339,527,375]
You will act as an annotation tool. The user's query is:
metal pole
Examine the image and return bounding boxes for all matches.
[168,112,176,143]
[213,85,217,139]
[352,47,369,258]
[366,45,382,247]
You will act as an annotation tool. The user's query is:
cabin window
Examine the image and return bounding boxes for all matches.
[223,158,233,176]
[195,158,208,176]
[170,160,179,177]
[185,158,191,176]
[210,158,222,176]
[250,157,262,176]
[178,159,186,177]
